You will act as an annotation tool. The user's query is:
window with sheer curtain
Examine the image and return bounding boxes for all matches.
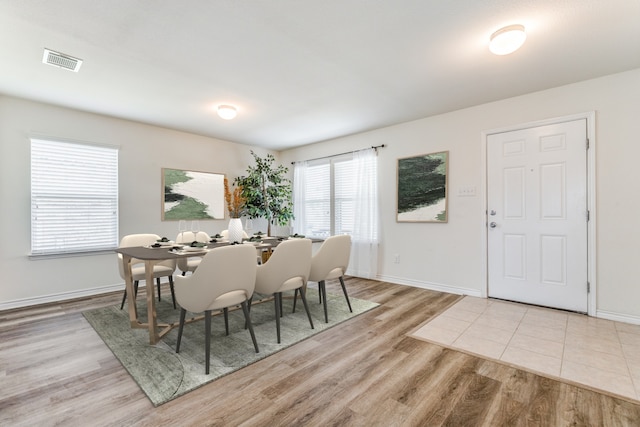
[293,148,379,278]
[30,138,119,256]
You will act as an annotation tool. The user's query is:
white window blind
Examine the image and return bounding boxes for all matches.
[303,162,331,237]
[31,138,119,256]
[334,159,355,235]
[300,156,355,238]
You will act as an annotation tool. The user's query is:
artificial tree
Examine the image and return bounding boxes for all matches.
[235,151,294,236]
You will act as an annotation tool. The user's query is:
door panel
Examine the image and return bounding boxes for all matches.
[487,119,588,312]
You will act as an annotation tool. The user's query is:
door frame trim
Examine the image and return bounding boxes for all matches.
[480,112,596,316]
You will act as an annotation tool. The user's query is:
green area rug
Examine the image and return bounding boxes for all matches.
[83,288,378,406]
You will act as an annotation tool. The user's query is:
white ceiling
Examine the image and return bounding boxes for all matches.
[1,1,639,150]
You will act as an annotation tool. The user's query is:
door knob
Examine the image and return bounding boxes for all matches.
[489,222,497,228]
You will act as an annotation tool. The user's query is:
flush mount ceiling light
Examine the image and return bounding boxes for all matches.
[489,24,526,55]
[217,105,238,120]
[42,48,83,72]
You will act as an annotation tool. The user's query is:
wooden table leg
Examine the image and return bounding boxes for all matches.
[145,259,160,345]
[122,254,139,327]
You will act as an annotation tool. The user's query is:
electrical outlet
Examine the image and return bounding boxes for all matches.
[394,254,400,264]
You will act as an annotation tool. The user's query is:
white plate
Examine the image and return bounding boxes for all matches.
[243,241,260,246]
[156,240,174,246]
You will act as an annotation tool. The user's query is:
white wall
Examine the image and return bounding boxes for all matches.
[281,68,640,321]
[3,69,639,320]
[0,96,273,308]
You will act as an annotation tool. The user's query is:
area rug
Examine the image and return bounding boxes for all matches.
[83,288,378,406]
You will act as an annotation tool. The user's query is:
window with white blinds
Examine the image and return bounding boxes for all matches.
[30,138,119,256]
[302,155,355,238]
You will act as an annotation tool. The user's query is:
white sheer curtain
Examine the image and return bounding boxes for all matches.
[347,148,379,279]
[292,161,308,235]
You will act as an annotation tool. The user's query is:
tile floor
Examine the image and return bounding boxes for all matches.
[410,296,640,402]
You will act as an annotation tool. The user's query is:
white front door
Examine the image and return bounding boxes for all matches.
[487,119,588,312]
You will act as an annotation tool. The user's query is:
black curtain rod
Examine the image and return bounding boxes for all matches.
[291,144,385,164]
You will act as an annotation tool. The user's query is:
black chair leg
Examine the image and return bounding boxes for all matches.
[274,293,281,344]
[156,278,162,301]
[319,280,328,323]
[168,276,177,309]
[339,276,352,312]
[245,296,253,330]
[241,301,259,353]
[120,289,127,310]
[280,293,284,317]
[176,308,187,353]
[223,307,229,336]
[120,280,140,310]
[205,310,211,375]
[299,286,314,330]
[292,289,298,313]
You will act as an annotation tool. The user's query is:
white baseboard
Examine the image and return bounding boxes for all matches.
[596,309,640,326]
[0,283,124,311]
[375,274,483,298]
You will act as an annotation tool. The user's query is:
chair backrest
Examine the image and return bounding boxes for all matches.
[255,238,312,294]
[174,244,257,313]
[176,231,210,244]
[309,235,351,282]
[117,233,175,279]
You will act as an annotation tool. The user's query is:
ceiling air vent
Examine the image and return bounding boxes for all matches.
[42,48,83,72]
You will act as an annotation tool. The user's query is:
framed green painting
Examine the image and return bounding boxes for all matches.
[162,168,225,220]
[396,151,448,223]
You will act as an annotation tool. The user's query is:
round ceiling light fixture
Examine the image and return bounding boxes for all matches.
[489,24,526,55]
[217,105,238,120]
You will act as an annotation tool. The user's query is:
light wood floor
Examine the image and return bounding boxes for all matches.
[2,278,640,426]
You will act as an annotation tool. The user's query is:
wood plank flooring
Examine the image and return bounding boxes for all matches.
[2,278,640,426]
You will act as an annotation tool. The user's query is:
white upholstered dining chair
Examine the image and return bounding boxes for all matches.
[175,231,211,275]
[307,234,352,323]
[117,233,177,310]
[174,244,259,374]
[252,238,314,343]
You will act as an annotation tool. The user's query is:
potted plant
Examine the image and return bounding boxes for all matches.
[235,151,293,236]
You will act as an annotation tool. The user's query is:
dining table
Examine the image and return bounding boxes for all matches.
[115,240,275,344]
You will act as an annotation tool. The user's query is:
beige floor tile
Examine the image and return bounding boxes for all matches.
[566,316,617,338]
[615,322,640,336]
[485,300,527,315]
[441,306,483,323]
[455,296,492,314]
[565,332,624,356]
[463,323,515,345]
[618,331,640,347]
[453,332,506,360]
[515,322,566,343]
[501,346,562,377]
[520,310,568,329]
[411,325,459,346]
[474,313,520,333]
[623,343,640,364]
[563,348,629,376]
[526,306,570,321]
[509,332,564,359]
[561,361,637,400]
[427,315,471,334]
